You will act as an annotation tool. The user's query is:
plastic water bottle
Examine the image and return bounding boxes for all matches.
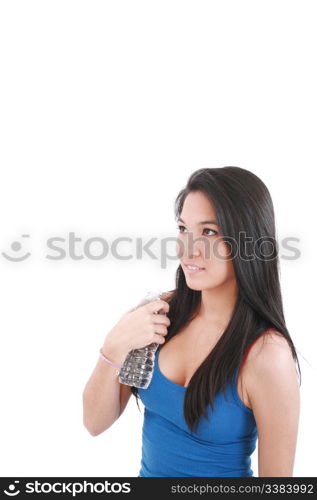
[118,289,165,389]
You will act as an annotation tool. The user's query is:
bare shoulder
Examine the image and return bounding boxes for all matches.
[245,328,299,397]
[247,328,293,363]
[242,328,298,407]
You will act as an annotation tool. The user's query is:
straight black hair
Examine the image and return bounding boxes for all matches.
[130,166,302,434]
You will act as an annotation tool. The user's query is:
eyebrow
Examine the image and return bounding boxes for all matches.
[177,217,218,226]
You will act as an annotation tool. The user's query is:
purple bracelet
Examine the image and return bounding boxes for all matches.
[99,348,124,375]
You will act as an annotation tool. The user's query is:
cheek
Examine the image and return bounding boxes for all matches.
[205,242,234,273]
[175,237,184,259]
[212,239,232,258]
[204,239,231,261]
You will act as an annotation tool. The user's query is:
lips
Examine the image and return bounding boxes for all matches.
[183,262,205,270]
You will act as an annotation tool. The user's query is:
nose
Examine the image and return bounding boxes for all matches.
[177,233,205,260]
[187,244,200,259]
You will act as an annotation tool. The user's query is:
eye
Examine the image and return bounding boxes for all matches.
[203,228,218,236]
[177,225,217,236]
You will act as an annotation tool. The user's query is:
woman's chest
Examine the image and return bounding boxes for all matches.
[138,342,257,443]
[158,322,252,410]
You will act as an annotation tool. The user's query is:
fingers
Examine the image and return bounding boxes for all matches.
[152,313,171,327]
[154,333,166,344]
[148,299,170,315]
[148,300,170,326]
[153,323,168,335]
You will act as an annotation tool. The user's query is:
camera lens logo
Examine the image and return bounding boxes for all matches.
[3,480,20,496]
[2,235,31,262]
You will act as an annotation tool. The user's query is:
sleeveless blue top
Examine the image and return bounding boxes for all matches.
[137,322,269,477]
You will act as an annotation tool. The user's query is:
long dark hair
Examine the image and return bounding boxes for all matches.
[130,166,302,434]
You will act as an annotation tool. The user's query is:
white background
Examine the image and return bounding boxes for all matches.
[0,0,316,477]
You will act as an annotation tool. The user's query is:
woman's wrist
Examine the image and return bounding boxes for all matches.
[100,340,129,367]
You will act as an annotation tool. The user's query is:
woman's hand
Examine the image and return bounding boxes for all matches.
[104,299,171,354]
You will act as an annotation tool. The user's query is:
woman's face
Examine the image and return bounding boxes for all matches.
[176,191,236,291]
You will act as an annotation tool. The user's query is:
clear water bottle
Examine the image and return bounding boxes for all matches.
[118,289,165,389]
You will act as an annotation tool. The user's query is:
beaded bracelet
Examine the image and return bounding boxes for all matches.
[99,348,124,376]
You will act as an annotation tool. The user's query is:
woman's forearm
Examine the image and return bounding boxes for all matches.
[82,341,129,436]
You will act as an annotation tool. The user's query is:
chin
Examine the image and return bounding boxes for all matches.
[184,280,204,291]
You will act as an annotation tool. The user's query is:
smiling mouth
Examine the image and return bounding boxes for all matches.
[184,264,205,270]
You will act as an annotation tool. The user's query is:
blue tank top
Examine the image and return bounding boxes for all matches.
[137,322,269,477]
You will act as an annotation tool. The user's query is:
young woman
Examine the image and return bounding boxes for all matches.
[83,166,301,477]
